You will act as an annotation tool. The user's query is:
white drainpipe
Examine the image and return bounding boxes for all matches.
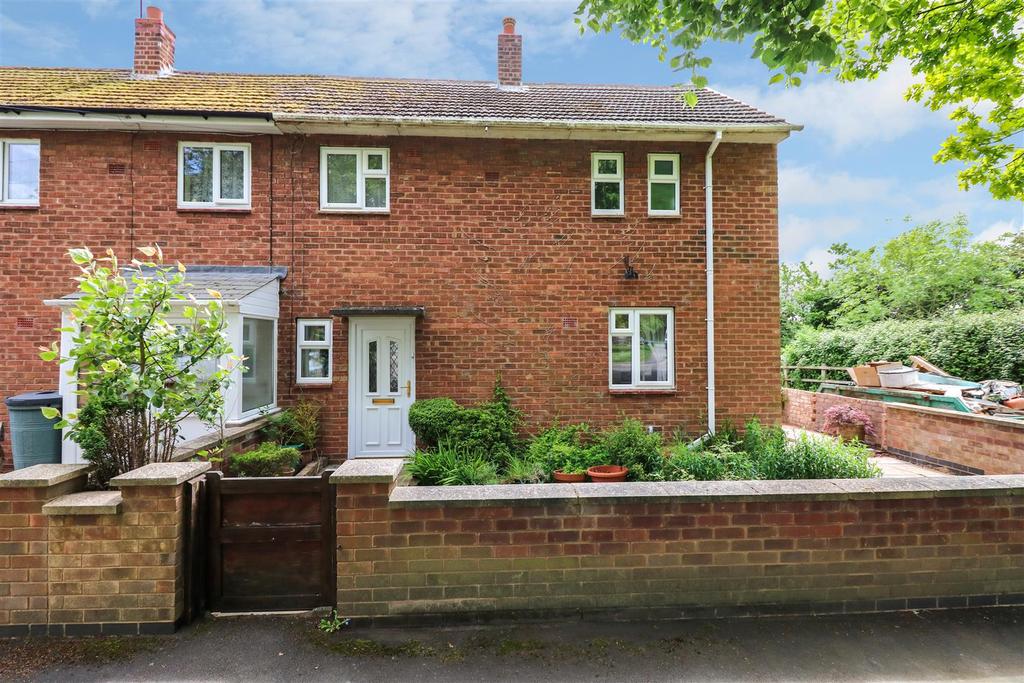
[705,130,723,435]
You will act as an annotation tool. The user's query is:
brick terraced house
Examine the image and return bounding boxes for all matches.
[0,8,799,466]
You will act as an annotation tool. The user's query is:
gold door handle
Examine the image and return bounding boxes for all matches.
[405,380,412,398]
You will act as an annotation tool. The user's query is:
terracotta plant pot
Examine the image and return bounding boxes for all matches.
[587,465,629,483]
[1004,397,1024,411]
[835,424,865,442]
[553,470,586,483]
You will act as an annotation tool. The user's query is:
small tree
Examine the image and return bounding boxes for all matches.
[40,246,237,486]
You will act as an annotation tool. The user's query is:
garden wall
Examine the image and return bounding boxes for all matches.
[333,460,1024,622]
[0,461,207,636]
[783,389,1024,475]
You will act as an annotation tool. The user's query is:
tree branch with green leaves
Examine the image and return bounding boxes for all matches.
[576,0,1024,199]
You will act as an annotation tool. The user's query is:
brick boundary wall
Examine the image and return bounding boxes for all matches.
[783,389,1024,475]
[0,462,208,637]
[333,460,1024,624]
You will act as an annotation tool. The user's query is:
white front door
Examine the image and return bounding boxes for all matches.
[348,317,416,457]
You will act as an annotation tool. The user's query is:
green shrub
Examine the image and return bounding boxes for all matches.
[544,442,604,477]
[231,442,300,477]
[408,398,462,448]
[741,419,787,459]
[784,309,1024,383]
[503,455,546,484]
[262,400,321,451]
[664,443,757,481]
[597,418,665,480]
[527,424,592,469]
[757,434,880,480]
[407,441,500,486]
[407,377,522,464]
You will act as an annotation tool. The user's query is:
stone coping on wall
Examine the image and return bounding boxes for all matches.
[386,475,1024,507]
[330,458,406,484]
[42,490,123,515]
[886,401,1024,428]
[0,463,90,488]
[110,461,210,487]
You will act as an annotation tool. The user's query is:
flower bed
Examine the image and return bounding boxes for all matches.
[406,382,880,485]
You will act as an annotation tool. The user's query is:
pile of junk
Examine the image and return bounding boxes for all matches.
[819,356,1024,422]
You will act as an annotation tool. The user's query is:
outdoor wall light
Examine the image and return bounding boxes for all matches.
[623,256,639,280]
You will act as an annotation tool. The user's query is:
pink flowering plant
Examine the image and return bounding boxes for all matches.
[822,405,878,439]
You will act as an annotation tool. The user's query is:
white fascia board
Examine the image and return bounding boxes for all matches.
[44,298,242,312]
[273,113,802,143]
[0,111,279,135]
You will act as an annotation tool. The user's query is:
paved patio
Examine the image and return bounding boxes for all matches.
[783,425,945,477]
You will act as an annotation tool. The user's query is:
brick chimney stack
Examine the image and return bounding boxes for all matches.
[133,6,175,77]
[497,17,522,87]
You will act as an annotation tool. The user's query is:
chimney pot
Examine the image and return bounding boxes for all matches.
[134,5,175,77]
[497,17,522,87]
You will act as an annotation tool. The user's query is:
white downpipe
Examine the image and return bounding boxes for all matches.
[705,130,723,435]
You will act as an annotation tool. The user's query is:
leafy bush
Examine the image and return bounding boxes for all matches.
[262,400,321,450]
[665,443,757,481]
[784,309,1024,383]
[545,442,604,477]
[597,418,664,480]
[821,405,878,439]
[407,442,498,486]
[407,377,522,464]
[503,455,546,484]
[527,423,592,468]
[756,435,880,480]
[231,442,300,477]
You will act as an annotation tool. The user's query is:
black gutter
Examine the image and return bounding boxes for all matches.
[0,104,273,120]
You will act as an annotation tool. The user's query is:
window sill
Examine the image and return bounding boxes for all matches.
[0,203,40,210]
[177,206,252,213]
[591,213,625,219]
[295,382,334,390]
[318,208,391,215]
[648,213,681,219]
[225,406,280,427]
[608,387,677,396]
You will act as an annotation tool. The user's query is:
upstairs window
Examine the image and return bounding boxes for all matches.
[609,308,674,389]
[320,147,390,212]
[591,152,623,216]
[296,319,332,384]
[648,154,680,216]
[177,142,251,208]
[1,139,40,206]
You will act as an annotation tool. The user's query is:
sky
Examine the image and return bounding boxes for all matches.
[1,0,1021,273]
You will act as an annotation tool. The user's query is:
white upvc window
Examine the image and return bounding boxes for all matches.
[608,308,674,389]
[648,153,680,216]
[240,316,277,417]
[177,141,251,208]
[1,139,40,206]
[591,152,624,216]
[296,318,332,384]
[320,147,390,212]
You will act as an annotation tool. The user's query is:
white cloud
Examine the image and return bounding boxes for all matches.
[974,219,1021,244]
[779,214,860,261]
[779,164,894,207]
[194,0,581,79]
[726,60,944,151]
[801,247,835,277]
[83,0,119,19]
[0,12,76,55]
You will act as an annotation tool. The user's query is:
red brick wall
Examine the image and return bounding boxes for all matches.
[0,130,781,464]
[783,389,1024,475]
[336,477,1024,620]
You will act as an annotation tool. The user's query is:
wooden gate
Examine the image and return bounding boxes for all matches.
[206,469,336,612]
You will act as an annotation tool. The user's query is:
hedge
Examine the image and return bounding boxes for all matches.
[783,308,1024,384]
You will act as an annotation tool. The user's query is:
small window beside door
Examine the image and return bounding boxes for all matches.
[1,139,40,207]
[296,319,332,385]
[609,308,674,389]
[320,147,390,212]
[177,141,251,209]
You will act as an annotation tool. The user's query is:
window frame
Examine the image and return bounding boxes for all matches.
[1,138,41,207]
[239,315,277,419]
[319,147,390,212]
[647,153,680,216]
[607,307,674,389]
[591,152,624,216]
[176,141,252,209]
[296,318,333,385]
